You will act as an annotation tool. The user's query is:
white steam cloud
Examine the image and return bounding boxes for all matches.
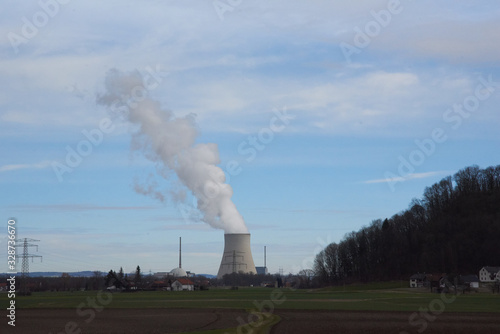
[97,69,248,234]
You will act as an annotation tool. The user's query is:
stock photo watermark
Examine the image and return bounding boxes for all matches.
[51,65,168,183]
[48,290,113,334]
[384,74,498,192]
[340,0,409,64]
[228,234,332,334]
[178,106,295,224]
[213,0,244,21]
[400,291,457,334]
[230,289,285,334]
[7,0,71,54]
[236,107,295,166]
[6,218,17,327]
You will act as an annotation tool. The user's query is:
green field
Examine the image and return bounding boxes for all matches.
[3,281,500,314]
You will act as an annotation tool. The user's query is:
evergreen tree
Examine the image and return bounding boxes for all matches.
[105,270,114,287]
[134,265,142,287]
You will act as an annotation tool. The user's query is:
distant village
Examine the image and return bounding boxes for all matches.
[408,266,500,293]
[1,265,499,294]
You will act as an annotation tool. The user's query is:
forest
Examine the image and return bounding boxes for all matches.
[314,165,500,285]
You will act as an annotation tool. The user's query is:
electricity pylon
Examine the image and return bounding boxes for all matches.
[15,238,42,295]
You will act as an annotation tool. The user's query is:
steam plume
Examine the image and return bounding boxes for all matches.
[97,69,248,234]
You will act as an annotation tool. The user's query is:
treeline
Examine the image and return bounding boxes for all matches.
[221,272,283,287]
[105,266,142,290]
[314,165,500,285]
[3,266,145,292]
[0,272,107,292]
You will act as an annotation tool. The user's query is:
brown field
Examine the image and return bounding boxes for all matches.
[3,308,247,334]
[272,310,500,334]
[3,308,500,334]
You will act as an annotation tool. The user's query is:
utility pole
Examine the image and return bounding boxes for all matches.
[228,250,245,274]
[232,250,237,274]
[222,250,245,288]
[264,246,267,273]
[15,238,42,295]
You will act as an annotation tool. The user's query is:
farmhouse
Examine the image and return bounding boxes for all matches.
[460,275,479,289]
[426,273,447,292]
[409,273,426,288]
[172,278,194,291]
[150,280,171,290]
[479,266,500,282]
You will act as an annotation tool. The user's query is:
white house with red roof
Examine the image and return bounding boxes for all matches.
[172,278,194,291]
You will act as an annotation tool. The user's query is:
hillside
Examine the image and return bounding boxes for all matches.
[314,165,500,284]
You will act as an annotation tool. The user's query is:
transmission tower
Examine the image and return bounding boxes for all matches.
[15,238,42,295]
[224,250,246,288]
[219,250,247,274]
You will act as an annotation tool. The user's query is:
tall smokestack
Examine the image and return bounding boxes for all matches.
[264,245,266,268]
[179,237,182,268]
[217,233,256,278]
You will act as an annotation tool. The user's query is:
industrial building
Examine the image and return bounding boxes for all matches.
[217,233,257,278]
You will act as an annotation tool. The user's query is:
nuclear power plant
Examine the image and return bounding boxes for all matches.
[217,233,257,278]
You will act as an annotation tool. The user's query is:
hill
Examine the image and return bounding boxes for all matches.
[314,164,500,284]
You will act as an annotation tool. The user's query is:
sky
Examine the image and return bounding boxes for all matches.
[1,0,499,276]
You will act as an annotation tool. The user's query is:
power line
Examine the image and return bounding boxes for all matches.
[15,238,42,295]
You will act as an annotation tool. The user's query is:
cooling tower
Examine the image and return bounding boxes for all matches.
[217,233,257,278]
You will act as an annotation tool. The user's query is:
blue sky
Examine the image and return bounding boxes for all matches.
[1,0,499,276]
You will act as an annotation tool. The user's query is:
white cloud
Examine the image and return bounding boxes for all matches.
[8,203,157,211]
[0,160,51,172]
[1,1,498,138]
[362,171,451,184]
